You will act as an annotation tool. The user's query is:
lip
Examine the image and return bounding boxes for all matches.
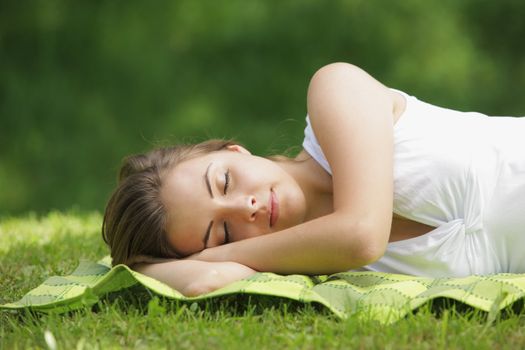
[269,189,279,228]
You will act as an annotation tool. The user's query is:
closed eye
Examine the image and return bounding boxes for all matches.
[223,170,231,244]
[223,169,230,194]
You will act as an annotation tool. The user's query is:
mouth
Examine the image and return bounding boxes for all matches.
[269,188,279,228]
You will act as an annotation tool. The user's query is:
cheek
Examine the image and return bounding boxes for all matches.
[281,184,307,227]
[231,221,268,242]
[167,220,204,256]
[241,163,267,181]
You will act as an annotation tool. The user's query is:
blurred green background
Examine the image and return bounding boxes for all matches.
[1,0,524,215]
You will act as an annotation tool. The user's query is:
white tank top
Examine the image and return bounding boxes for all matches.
[302,89,525,277]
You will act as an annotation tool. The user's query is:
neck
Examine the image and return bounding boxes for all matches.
[276,150,333,222]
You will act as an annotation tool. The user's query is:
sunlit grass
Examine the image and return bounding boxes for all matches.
[1,212,525,348]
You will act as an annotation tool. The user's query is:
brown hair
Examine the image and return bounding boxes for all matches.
[102,139,237,266]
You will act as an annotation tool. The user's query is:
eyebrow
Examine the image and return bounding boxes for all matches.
[204,162,214,199]
[203,220,213,249]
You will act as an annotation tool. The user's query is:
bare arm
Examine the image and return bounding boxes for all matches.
[189,62,395,274]
[133,260,256,297]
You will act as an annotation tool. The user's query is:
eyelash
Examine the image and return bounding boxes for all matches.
[223,169,230,194]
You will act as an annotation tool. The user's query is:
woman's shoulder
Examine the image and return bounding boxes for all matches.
[308,62,406,127]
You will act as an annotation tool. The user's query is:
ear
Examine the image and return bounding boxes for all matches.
[226,144,251,155]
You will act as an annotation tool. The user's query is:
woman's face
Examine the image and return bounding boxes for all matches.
[161,145,307,256]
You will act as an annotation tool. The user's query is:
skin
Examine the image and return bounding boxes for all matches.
[135,62,433,296]
[185,63,396,272]
[161,146,312,257]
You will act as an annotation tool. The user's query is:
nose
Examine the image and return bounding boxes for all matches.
[220,195,259,222]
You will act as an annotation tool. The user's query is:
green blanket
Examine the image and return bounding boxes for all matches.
[2,256,525,323]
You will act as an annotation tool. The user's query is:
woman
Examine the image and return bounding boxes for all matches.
[102,62,525,296]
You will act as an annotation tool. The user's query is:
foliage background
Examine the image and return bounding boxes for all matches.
[1,0,525,215]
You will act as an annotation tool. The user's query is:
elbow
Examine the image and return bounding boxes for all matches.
[359,221,389,264]
[341,221,389,268]
[356,242,386,266]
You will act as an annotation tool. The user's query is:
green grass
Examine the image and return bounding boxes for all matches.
[1,212,525,349]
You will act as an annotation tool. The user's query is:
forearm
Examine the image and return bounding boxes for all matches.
[134,260,256,297]
[190,212,389,275]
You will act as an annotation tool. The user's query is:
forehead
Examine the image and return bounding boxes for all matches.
[168,153,211,184]
[162,162,206,214]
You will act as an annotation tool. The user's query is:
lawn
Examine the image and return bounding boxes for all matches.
[1,212,524,349]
